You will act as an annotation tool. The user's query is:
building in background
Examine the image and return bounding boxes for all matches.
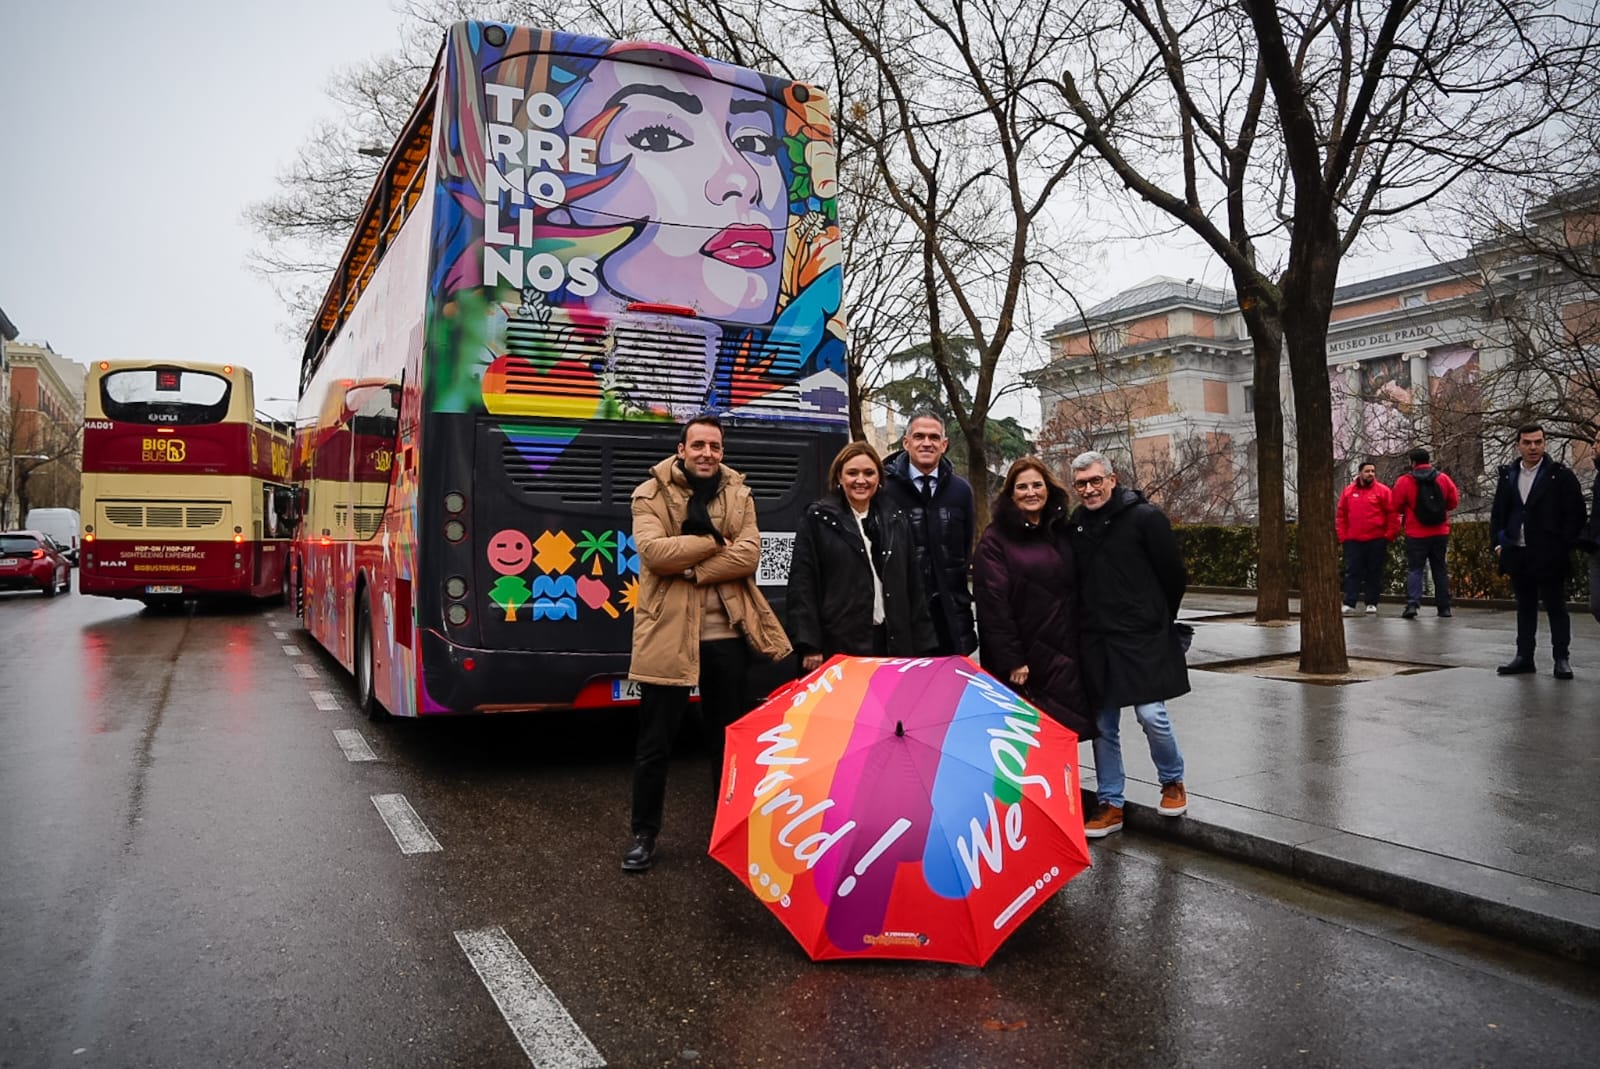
[1032,278,1257,523]
[1032,199,1599,524]
[4,340,87,527]
[0,306,16,413]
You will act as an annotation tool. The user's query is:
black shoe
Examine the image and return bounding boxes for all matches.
[1497,656,1536,676]
[1436,607,1452,618]
[1401,604,1419,619]
[621,833,656,873]
[1554,657,1574,680]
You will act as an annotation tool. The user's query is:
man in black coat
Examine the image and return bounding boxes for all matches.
[1489,423,1587,679]
[1067,451,1190,839]
[881,412,979,656]
[1585,426,1600,625]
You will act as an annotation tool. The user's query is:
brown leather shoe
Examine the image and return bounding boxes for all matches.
[1159,781,1188,816]
[1083,803,1124,838]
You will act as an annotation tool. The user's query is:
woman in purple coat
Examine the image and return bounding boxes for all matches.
[973,457,1094,741]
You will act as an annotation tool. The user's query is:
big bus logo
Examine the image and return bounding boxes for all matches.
[271,441,291,479]
[142,437,187,463]
[370,447,393,474]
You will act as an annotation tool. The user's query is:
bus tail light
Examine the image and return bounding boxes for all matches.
[443,492,466,514]
[444,576,467,599]
[234,534,244,544]
[446,604,469,626]
[84,532,95,543]
[462,658,476,672]
[444,520,466,542]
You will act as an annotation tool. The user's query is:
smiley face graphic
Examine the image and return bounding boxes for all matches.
[488,529,533,576]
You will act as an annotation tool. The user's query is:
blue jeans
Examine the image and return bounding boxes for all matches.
[1404,534,1450,610]
[1092,702,1185,809]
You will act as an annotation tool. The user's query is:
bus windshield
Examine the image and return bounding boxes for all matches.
[101,367,232,425]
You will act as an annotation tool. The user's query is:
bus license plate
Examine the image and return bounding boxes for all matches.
[610,680,698,702]
[145,585,183,594]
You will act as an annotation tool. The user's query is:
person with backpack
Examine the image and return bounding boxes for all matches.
[1392,447,1461,619]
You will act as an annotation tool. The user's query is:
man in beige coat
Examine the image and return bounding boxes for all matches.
[623,415,791,872]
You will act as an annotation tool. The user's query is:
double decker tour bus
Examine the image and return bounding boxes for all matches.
[295,21,847,717]
[79,361,296,609]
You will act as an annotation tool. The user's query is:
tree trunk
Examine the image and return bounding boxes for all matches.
[1239,298,1290,622]
[1280,244,1349,675]
[847,360,866,441]
[963,424,992,534]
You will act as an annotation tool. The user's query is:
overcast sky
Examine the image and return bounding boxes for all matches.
[0,0,411,418]
[2,2,1430,429]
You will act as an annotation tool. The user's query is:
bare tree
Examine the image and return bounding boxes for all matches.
[1455,183,1600,469]
[1,396,80,528]
[1057,0,1600,672]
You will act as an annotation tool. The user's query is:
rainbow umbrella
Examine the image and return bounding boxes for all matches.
[709,655,1091,965]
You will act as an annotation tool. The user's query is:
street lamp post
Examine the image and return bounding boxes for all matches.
[4,453,50,528]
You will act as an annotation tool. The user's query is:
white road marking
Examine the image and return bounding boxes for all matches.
[454,926,606,1069]
[309,690,341,712]
[282,645,302,657]
[334,729,378,762]
[273,630,289,639]
[294,663,318,679]
[370,794,442,854]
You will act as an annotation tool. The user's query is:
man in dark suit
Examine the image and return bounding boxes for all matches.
[880,412,978,656]
[1489,423,1587,679]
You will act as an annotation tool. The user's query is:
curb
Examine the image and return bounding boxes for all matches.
[1080,780,1600,965]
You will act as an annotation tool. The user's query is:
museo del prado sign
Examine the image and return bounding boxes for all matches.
[1325,323,1438,359]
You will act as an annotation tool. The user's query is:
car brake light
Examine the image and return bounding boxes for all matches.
[31,549,44,560]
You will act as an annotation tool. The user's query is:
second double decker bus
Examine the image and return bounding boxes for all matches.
[295,20,848,717]
[79,361,295,609]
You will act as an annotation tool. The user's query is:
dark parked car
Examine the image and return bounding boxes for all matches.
[0,530,73,596]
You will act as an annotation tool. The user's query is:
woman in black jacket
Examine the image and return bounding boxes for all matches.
[786,442,938,669]
[973,457,1093,740]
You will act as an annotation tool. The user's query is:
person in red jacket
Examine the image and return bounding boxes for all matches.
[1392,447,1462,618]
[1336,461,1398,615]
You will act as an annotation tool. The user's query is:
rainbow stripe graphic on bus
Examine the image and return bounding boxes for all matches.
[427,24,847,425]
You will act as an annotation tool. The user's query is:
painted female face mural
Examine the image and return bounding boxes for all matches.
[560,50,788,325]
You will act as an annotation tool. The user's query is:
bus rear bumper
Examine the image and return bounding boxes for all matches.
[418,628,636,713]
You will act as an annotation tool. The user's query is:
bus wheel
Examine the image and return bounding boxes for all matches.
[355,597,388,721]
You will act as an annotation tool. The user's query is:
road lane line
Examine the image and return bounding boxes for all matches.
[454,926,605,1069]
[282,645,302,657]
[371,794,442,854]
[294,663,318,679]
[273,630,290,639]
[309,690,341,712]
[334,729,378,762]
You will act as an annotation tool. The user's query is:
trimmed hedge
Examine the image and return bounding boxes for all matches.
[1175,521,1592,601]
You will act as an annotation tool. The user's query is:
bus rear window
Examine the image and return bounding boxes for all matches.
[102,368,231,425]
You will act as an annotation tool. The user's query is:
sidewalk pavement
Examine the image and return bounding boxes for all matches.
[1080,592,1600,965]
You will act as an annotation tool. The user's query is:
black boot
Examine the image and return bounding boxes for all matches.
[1554,657,1574,680]
[1497,656,1536,676]
[622,832,656,873]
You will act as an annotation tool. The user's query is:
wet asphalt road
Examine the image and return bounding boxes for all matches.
[3,583,1598,1068]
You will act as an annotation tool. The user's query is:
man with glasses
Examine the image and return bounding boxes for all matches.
[1489,423,1586,679]
[882,411,979,655]
[1067,451,1190,838]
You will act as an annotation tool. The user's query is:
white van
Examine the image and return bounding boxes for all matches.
[23,508,80,555]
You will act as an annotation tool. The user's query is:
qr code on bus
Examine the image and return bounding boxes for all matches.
[756,532,796,586]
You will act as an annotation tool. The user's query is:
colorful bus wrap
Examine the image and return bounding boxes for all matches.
[79,361,296,608]
[296,22,847,717]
